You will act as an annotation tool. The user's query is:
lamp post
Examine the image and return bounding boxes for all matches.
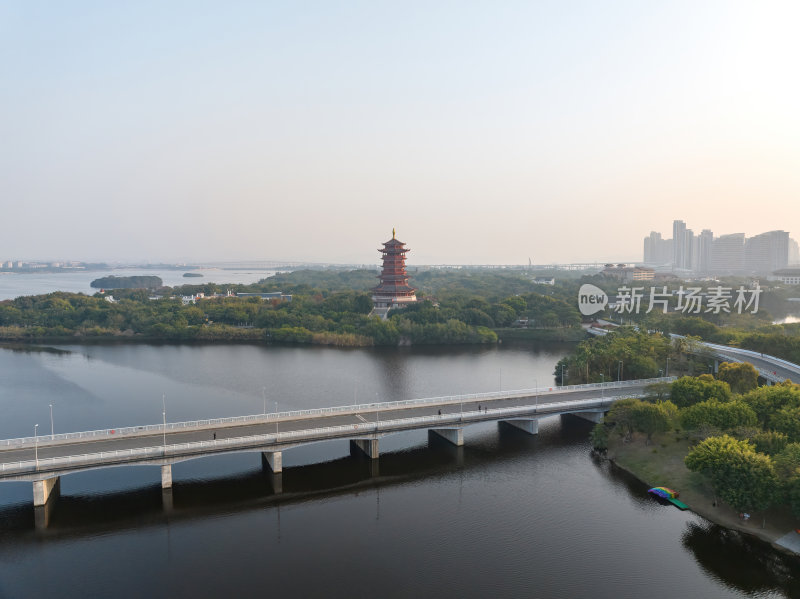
[666,357,670,377]
[162,394,167,454]
[262,387,266,415]
[617,360,623,382]
[534,378,539,408]
[275,400,279,435]
[601,373,604,397]
[34,424,39,469]
[49,404,54,440]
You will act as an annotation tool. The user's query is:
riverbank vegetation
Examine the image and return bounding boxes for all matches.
[0,268,582,346]
[592,369,800,531]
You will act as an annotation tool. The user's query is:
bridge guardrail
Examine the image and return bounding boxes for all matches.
[671,334,800,376]
[0,378,673,450]
[0,394,636,476]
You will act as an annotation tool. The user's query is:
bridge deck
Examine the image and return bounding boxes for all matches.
[0,379,671,481]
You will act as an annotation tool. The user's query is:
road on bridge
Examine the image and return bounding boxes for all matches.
[712,347,798,383]
[0,382,659,473]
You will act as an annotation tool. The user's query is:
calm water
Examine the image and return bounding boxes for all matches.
[0,268,278,300]
[0,343,799,599]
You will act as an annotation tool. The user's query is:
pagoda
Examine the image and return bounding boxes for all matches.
[372,229,417,310]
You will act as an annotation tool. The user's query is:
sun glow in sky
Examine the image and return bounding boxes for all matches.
[2,1,798,264]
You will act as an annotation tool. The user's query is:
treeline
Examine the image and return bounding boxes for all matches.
[90,275,163,289]
[554,322,800,385]
[554,328,677,384]
[592,365,800,523]
[646,315,800,365]
[0,269,581,346]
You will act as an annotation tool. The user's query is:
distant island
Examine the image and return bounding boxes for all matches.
[90,275,163,289]
[183,272,204,278]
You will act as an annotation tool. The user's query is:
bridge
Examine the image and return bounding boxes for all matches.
[0,378,672,512]
[671,335,800,384]
[587,326,800,384]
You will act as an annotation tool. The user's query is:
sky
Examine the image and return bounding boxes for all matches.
[1,1,798,265]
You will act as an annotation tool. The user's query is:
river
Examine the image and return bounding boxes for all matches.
[0,268,278,301]
[0,342,798,598]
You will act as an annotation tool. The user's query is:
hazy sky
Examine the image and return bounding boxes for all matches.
[2,1,798,265]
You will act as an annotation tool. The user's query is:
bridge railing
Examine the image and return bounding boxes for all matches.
[672,334,800,375]
[0,377,674,449]
[0,394,636,476]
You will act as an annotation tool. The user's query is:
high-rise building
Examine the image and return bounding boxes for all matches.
[790,238,800,265]
[643,231,673,265]
[711,233,745,273]
[672,220,687,269]
[745,230,789,274]
[693,229,714,273]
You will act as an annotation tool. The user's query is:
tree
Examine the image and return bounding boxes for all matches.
[773,443,800,480]
[741,382,800,426]
[631,401,677,444]
[686,435,781,526]
[717,362,759,395]
[769,406,800,442]
[680,400,758,432]
[750,431,789,456]
[670,376,731,409]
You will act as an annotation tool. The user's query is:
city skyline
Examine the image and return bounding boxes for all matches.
[2,3,799,265]
[643,219,797,274]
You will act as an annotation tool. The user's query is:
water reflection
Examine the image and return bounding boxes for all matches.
[682,521,800,597]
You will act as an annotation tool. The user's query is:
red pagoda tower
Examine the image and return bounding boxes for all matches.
[372,229,417,310]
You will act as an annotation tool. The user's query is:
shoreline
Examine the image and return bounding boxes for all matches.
[605,451,800,556]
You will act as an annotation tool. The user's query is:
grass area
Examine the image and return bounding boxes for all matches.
[607,431,799,545]
[609,433,693,490]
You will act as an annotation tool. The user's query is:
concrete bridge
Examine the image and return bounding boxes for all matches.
[587,326,800,384]
[670,335,800,384]
[0,378,673,512]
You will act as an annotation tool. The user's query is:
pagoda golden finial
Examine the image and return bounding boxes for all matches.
[392,227,396,239]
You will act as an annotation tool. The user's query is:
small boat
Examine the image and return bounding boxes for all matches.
[648,487,688,510]
[648,487,679,499]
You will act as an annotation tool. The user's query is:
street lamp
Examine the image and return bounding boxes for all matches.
[601,374,604,397]
[275,400,279,435]
[534,378,539,408]
[617,360,623,382]
[49,404,54,440]
[666,357,670,377]
[262,386,266,415]
[34,424,39,469]
[162,394,167,454]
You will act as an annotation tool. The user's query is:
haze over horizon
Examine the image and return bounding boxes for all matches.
[2,2,798,266]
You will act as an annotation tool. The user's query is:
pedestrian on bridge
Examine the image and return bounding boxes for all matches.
[213,432,216,440]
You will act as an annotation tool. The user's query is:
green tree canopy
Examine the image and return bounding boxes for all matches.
[717,361,759,395]
[680,400,757,432]
[670,376,731,409]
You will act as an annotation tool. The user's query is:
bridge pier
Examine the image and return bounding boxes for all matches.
[572,411,605,424]
[261,451,283,474]
[162,488,174,512]
[429,428,464,446]
[161,464,173,489]
[350,438,379,459]
[33,476,60,507]
[34,499,57,530]
[500,419,539,435]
